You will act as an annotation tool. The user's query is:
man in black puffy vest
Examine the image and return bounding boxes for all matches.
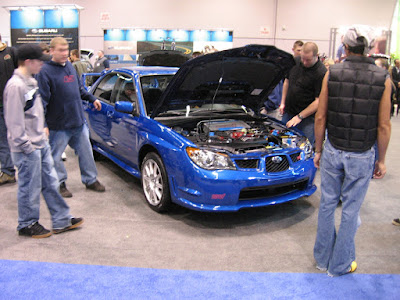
[313,27,391,277]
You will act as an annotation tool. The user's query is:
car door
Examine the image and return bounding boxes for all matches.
[88,71,141,170]
[85,72,119,149]
[108,73,141,169]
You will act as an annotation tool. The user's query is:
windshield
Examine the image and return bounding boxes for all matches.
[140,75,174,115]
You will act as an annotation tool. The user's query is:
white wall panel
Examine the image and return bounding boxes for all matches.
[0,0,396,56]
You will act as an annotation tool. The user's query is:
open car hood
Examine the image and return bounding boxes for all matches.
[151,45,295,118]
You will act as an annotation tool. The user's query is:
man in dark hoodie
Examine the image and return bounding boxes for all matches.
[0,34,17,185]
[37,37,105,198]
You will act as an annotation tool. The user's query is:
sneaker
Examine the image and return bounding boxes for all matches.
[53,217,84,234]
[0,172,16,185]
[60,182,73,198]
[19,222,52,238]
[348,261,357,274]
[61,152,67,161]
[392,218,400,226]
[327,261,357,277]
[316,265,327,271]
[86,180,105,192]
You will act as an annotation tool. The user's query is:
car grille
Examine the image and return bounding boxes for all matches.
[234,152,302,171]
[235,159,259,169]
[239,179,309,200]
[290,152,301,163]
[265,155,289,172]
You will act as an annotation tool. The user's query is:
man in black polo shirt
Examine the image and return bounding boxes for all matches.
[279,42,326,144]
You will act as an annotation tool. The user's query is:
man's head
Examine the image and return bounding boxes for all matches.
[124,83,135,98]
[97,50,104,58]
[39,43,50,54]
[375,58,388,70]
[70,49,80,62]
[292,40,304,57]
[301,42,318,68]
[50,37,69,64]
[343,27,369,56]
[192,51,202,59]
[323,58,335,70]
[17,44,50,74]
[395,59,400,68]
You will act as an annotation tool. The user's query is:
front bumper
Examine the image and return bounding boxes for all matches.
[168,158,317,212]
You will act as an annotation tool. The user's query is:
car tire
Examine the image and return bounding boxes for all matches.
[141,152,172,213]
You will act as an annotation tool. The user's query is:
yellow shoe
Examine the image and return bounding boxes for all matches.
[348,261,357,273]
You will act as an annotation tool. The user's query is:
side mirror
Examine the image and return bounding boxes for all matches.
[115,101,137,116]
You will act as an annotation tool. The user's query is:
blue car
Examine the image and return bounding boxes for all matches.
[83,45,317,213]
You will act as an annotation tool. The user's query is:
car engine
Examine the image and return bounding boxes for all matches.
[172,118,302,154]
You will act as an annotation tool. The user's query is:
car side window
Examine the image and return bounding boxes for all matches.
[93,73,118,104]
[116,76,137,103]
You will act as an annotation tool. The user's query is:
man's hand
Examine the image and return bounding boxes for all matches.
[93,99,102,111]
[44,127,49,137]
[279,104,285,115]
[286,115,302,128]
[373,161,386,179]
[314,152,321,168]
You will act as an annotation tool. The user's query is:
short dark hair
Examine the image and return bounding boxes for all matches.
[347,45,365,55]
[39,43,50,53]
[293,40,304,48]
[70,49,79,57]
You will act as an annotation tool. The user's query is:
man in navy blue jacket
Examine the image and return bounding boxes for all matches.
[37,37,105,198]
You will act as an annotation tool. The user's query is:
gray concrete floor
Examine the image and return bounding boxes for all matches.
[1,118,399,275]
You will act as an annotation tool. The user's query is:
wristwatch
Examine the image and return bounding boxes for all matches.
[297,114,304,120]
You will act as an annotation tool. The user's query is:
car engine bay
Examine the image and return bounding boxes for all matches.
[169,118,306,155]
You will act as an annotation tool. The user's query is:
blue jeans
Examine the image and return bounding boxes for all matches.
[282,112,315,144]
[49,124,98,185]
[313,139,375,276]
[11,143,72,230]
[0,110,15,175]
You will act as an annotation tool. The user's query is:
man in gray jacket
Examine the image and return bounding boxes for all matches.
[3,44,83,238]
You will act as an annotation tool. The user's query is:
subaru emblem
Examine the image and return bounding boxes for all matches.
[272,156,283,164]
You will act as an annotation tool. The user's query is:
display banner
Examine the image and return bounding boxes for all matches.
[103,28,233,66]
[10,8,79,49]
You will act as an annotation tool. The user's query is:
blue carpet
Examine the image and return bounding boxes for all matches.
[0,259,398,299]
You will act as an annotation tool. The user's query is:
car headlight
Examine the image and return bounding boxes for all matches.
[297,138,313,159]
[186,147,236,170]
